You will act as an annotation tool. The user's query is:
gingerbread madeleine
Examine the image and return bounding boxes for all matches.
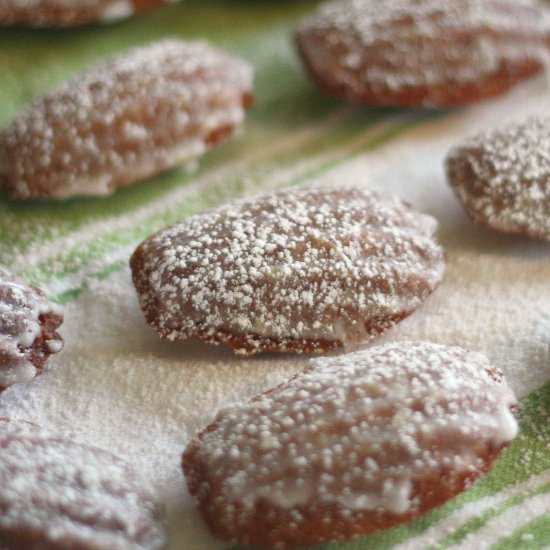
[130,186,445,355]
[296,0,550,107]
[0,39,253,199]
[447,117,550,240]
[0,0,165,27]
[0,267,63,393]
[182,341,518,548]
[0,418,167,549]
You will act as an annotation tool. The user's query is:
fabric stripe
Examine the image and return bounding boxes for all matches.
[449,493,550,550]
[493,515,550,550]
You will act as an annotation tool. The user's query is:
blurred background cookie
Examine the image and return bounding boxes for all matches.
[0,0,167,27]
[0,39,254,199]
[130,186,445,355]
[0,418,167,549]
[183,341,518,548]
[296,0,550,107]
[447,117,550,240]
[0,267,63,393]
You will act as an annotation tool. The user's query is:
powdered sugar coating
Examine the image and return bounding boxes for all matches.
[0,418,167,549]
[296,0,550,107]
[0,39,253,199]
[130,186,445,355]
[0,267,63,391]
[446,117,550,240]
[0,0,165,27]
[182,341,518,548]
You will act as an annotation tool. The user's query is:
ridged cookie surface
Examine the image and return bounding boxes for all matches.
[183,342,518,548]
[447,117,550,239]
[131,186,445,355]
[0,39,253,199]
[296,0,550,107]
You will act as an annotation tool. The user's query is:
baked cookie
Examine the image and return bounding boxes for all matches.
[0,39,253,199]
[295,0,550,107]
[0,0,166,27]
[0,418,167,549]
[0,267,63,392]
[130,186,445,355]
[182,341,518,548]
[446,117,550,239]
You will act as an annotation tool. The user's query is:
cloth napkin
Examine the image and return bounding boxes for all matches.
[2,1,550,548]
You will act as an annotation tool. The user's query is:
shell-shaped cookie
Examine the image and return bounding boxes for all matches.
[0,0,166,27]
[296,0,550,107]
[0,267,63,392]
[130,186,445,355]
[182,341,518,548]
[446,117,550,239]
[0,39,254,199]
[0,418,167,549]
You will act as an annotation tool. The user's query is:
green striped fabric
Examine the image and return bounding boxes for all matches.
[2,1,550,549]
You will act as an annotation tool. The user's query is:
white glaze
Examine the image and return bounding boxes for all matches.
[0,268,63,390]
[133,186,445,354]
[99,0,133,21]
[184,341,518,547]
[0,343,36,387]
